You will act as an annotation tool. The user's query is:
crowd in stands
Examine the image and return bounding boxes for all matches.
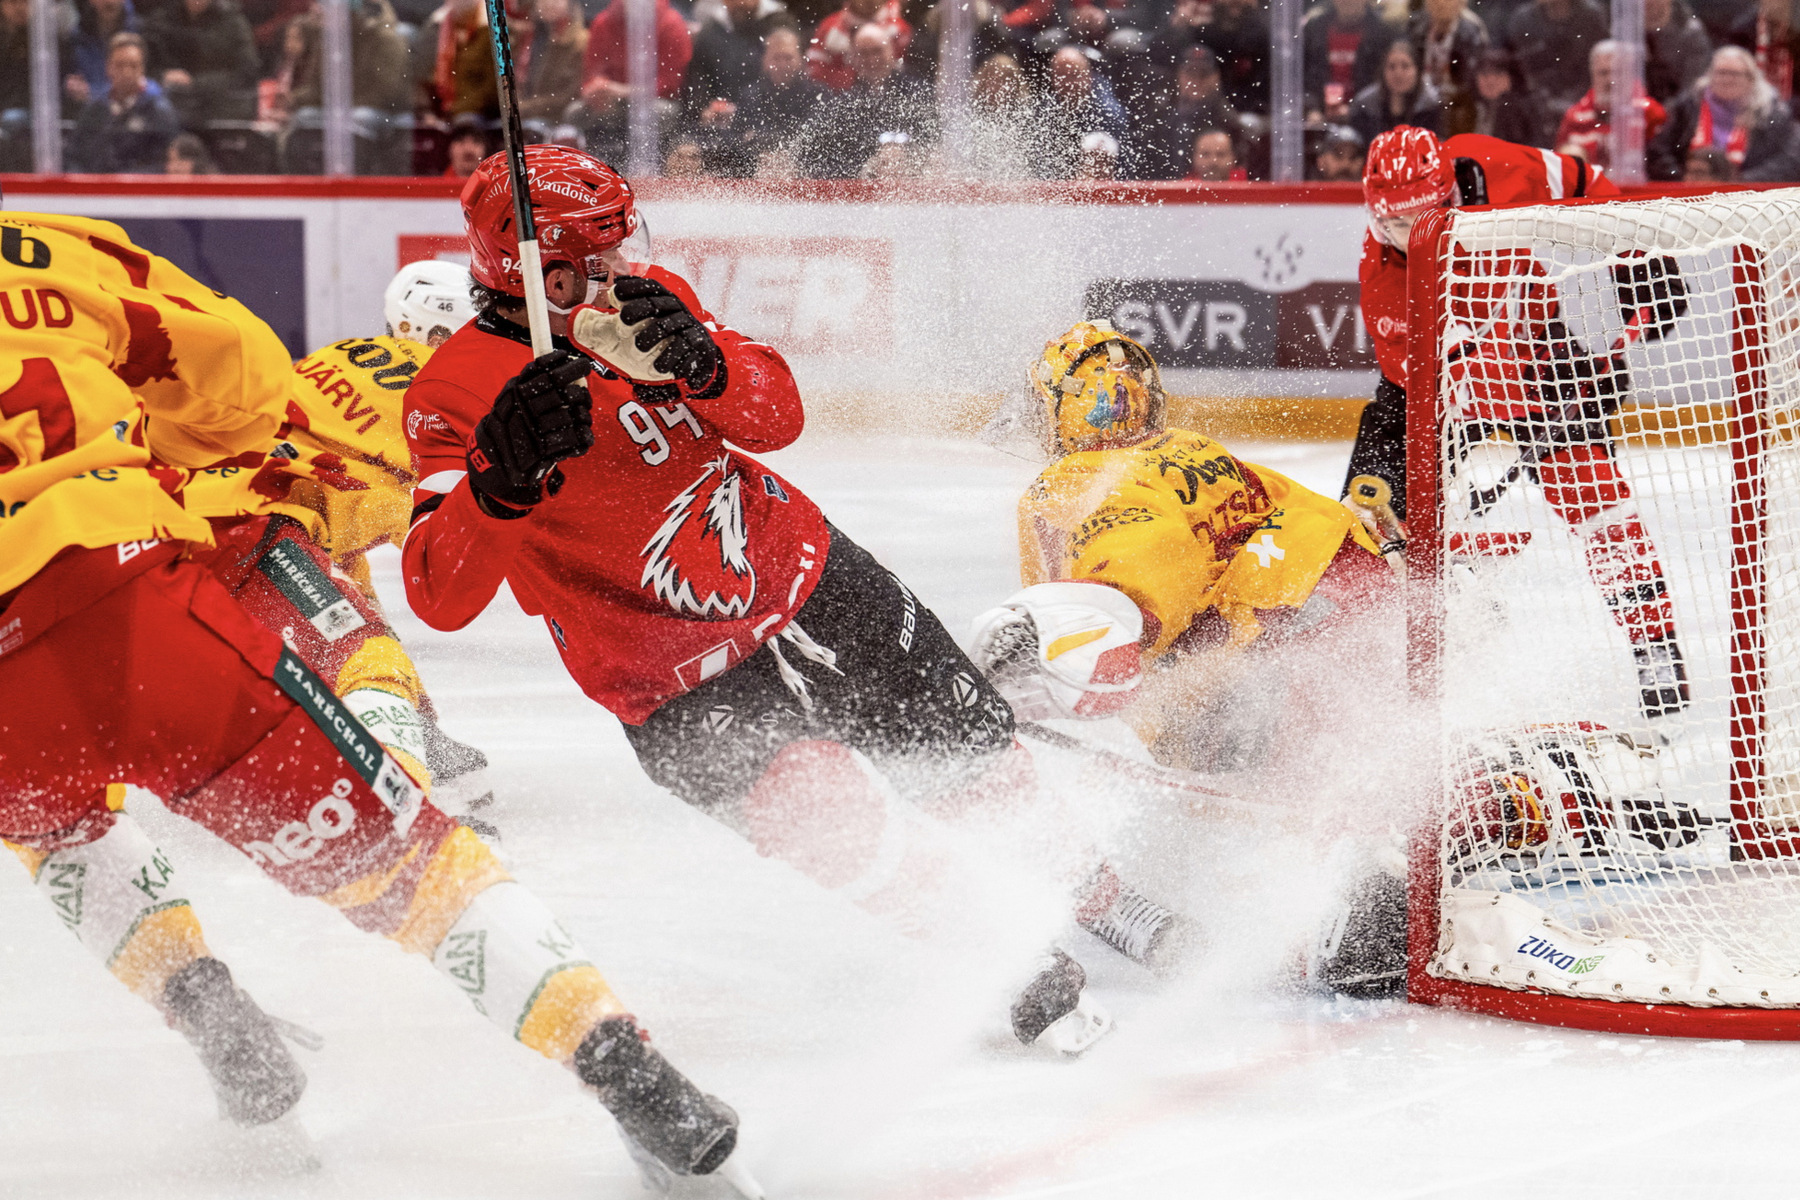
[3,0,1799,180]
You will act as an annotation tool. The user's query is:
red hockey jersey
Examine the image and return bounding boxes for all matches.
[1359,133,1620,387]
[402,266,828,723]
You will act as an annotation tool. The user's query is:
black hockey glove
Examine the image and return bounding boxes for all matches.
[467,349,594,516]
[612,275,726,395]
[1613,253,1688,343]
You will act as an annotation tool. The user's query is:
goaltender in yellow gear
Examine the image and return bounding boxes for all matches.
[1019,320,1384,660]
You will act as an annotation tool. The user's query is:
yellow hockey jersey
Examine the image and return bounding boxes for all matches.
[1019,429,1378,658]
[184,336,430,581]
[0,213,292,597]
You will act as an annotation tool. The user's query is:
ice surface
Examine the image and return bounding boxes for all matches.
[5,436,1800,1200]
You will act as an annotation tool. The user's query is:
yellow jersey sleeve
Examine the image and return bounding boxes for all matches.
[1019,430,1377,658]
[185,336,429,568]
[0,213,290,595]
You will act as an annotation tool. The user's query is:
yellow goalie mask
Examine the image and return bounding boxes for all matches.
[1029,320,1167,455]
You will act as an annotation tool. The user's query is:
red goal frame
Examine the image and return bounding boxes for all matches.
[1401,200,1800,1040]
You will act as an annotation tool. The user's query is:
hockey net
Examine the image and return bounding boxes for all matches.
[1405,188,1800,1037]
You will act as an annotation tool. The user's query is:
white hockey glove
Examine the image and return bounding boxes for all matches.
[968,581,1143,721]
[567,294,678,385]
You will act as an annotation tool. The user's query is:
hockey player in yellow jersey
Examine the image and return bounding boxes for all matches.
[182,260,490,805]
[973,320,1399,770]
[1,222,753,1184]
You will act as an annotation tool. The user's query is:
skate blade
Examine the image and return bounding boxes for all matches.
[622,1134,766,1199]
[716,1154,767,1200]
[215,1108,321,1177]
[268,1015,325,1053]
[1038,994,1114,1057]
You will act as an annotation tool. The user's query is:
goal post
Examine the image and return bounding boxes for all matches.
[1404,189,1800,1038]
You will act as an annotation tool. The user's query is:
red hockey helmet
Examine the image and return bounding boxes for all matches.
[1363,126,1455,220]
[461,145,640,295]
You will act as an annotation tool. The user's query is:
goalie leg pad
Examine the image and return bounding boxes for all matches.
[432,880,627,1061]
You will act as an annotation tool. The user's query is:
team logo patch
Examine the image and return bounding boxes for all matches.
[704,705,736,734]
[641,454,757,620]
[674,639,742,690]
[952,671,980,707]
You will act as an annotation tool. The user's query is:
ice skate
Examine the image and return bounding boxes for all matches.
[1078,870,1202,978]
[575,1016,762,1197]
[163,957,308,1128]
[424,722,500,837]
[1010,950,1113,1056]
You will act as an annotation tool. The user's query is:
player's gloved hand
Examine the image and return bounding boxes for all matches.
[611,275,726,394]
[467,349,594,517]
[1613,253,1688,342]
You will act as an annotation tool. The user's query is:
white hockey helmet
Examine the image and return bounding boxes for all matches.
[384,259,475,348]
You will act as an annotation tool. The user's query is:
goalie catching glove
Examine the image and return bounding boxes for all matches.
[467,349,595,516]
[569,275,724,394]
[969,582,1143,721]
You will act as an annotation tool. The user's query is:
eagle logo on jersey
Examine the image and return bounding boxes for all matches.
[640,454,757,619]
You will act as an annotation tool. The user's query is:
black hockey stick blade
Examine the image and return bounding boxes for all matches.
[483,0,554,357]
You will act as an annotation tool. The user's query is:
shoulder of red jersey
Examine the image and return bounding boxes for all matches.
[1440,134,1614,206]
[404,321,529,462]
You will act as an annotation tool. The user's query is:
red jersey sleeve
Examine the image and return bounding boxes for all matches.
[1359,231,1410,388]
[650,266,806,453]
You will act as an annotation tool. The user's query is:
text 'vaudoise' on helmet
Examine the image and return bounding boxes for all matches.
[1362,126,1456,220]
[1029,320,1167,455]
[385,259,476,347]
[462,145,641,296]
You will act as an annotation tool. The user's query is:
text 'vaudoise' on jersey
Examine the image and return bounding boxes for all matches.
[401,264,829,723]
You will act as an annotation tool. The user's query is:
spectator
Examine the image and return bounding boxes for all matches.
[734,25,823,168]
[1503,0,1608,117]
[1076,129,1121,178]
[1197,0,1268,113]
[1684,143,1738,177]
[1555,39,1668,167]
[418,0,502,119]
[583,0,693,104]
[282,0,410,114]
[686,0,796,120]
[1310,122,1366,178]
[1650,43,1800,179]
[242,0,311,73]
[1731,0,1799,104]
[1408,0,1489,136]
[664,136,712,176]
[1471,46,1540,143]
[1140,44,1235,178]
[1644,0,1713,102]
[1188,126,1245,179]
[163,129,217,172]
[142,0,261,122]
[1302,0,1397,121]
[70,32,182,171]
[1,0,34,119]
[521,0,589,123]
[808,0,911,90]
[966,50,1035,178]
[793,22,932,176]
[67,0,142,107]
[1348,38,1446,143]
[442,111,490,176]
[1034,44,1133,177]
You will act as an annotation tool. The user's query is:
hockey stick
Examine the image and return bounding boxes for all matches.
[1016,720,1280,820]
[483,0,553,358]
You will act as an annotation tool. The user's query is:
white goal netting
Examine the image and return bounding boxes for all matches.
[1421,189,1800,1010]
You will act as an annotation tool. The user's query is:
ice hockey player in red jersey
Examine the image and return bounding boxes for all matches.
[403,146,1125,1052]
[1347,126,1693,721]
[0,213,751,1188]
